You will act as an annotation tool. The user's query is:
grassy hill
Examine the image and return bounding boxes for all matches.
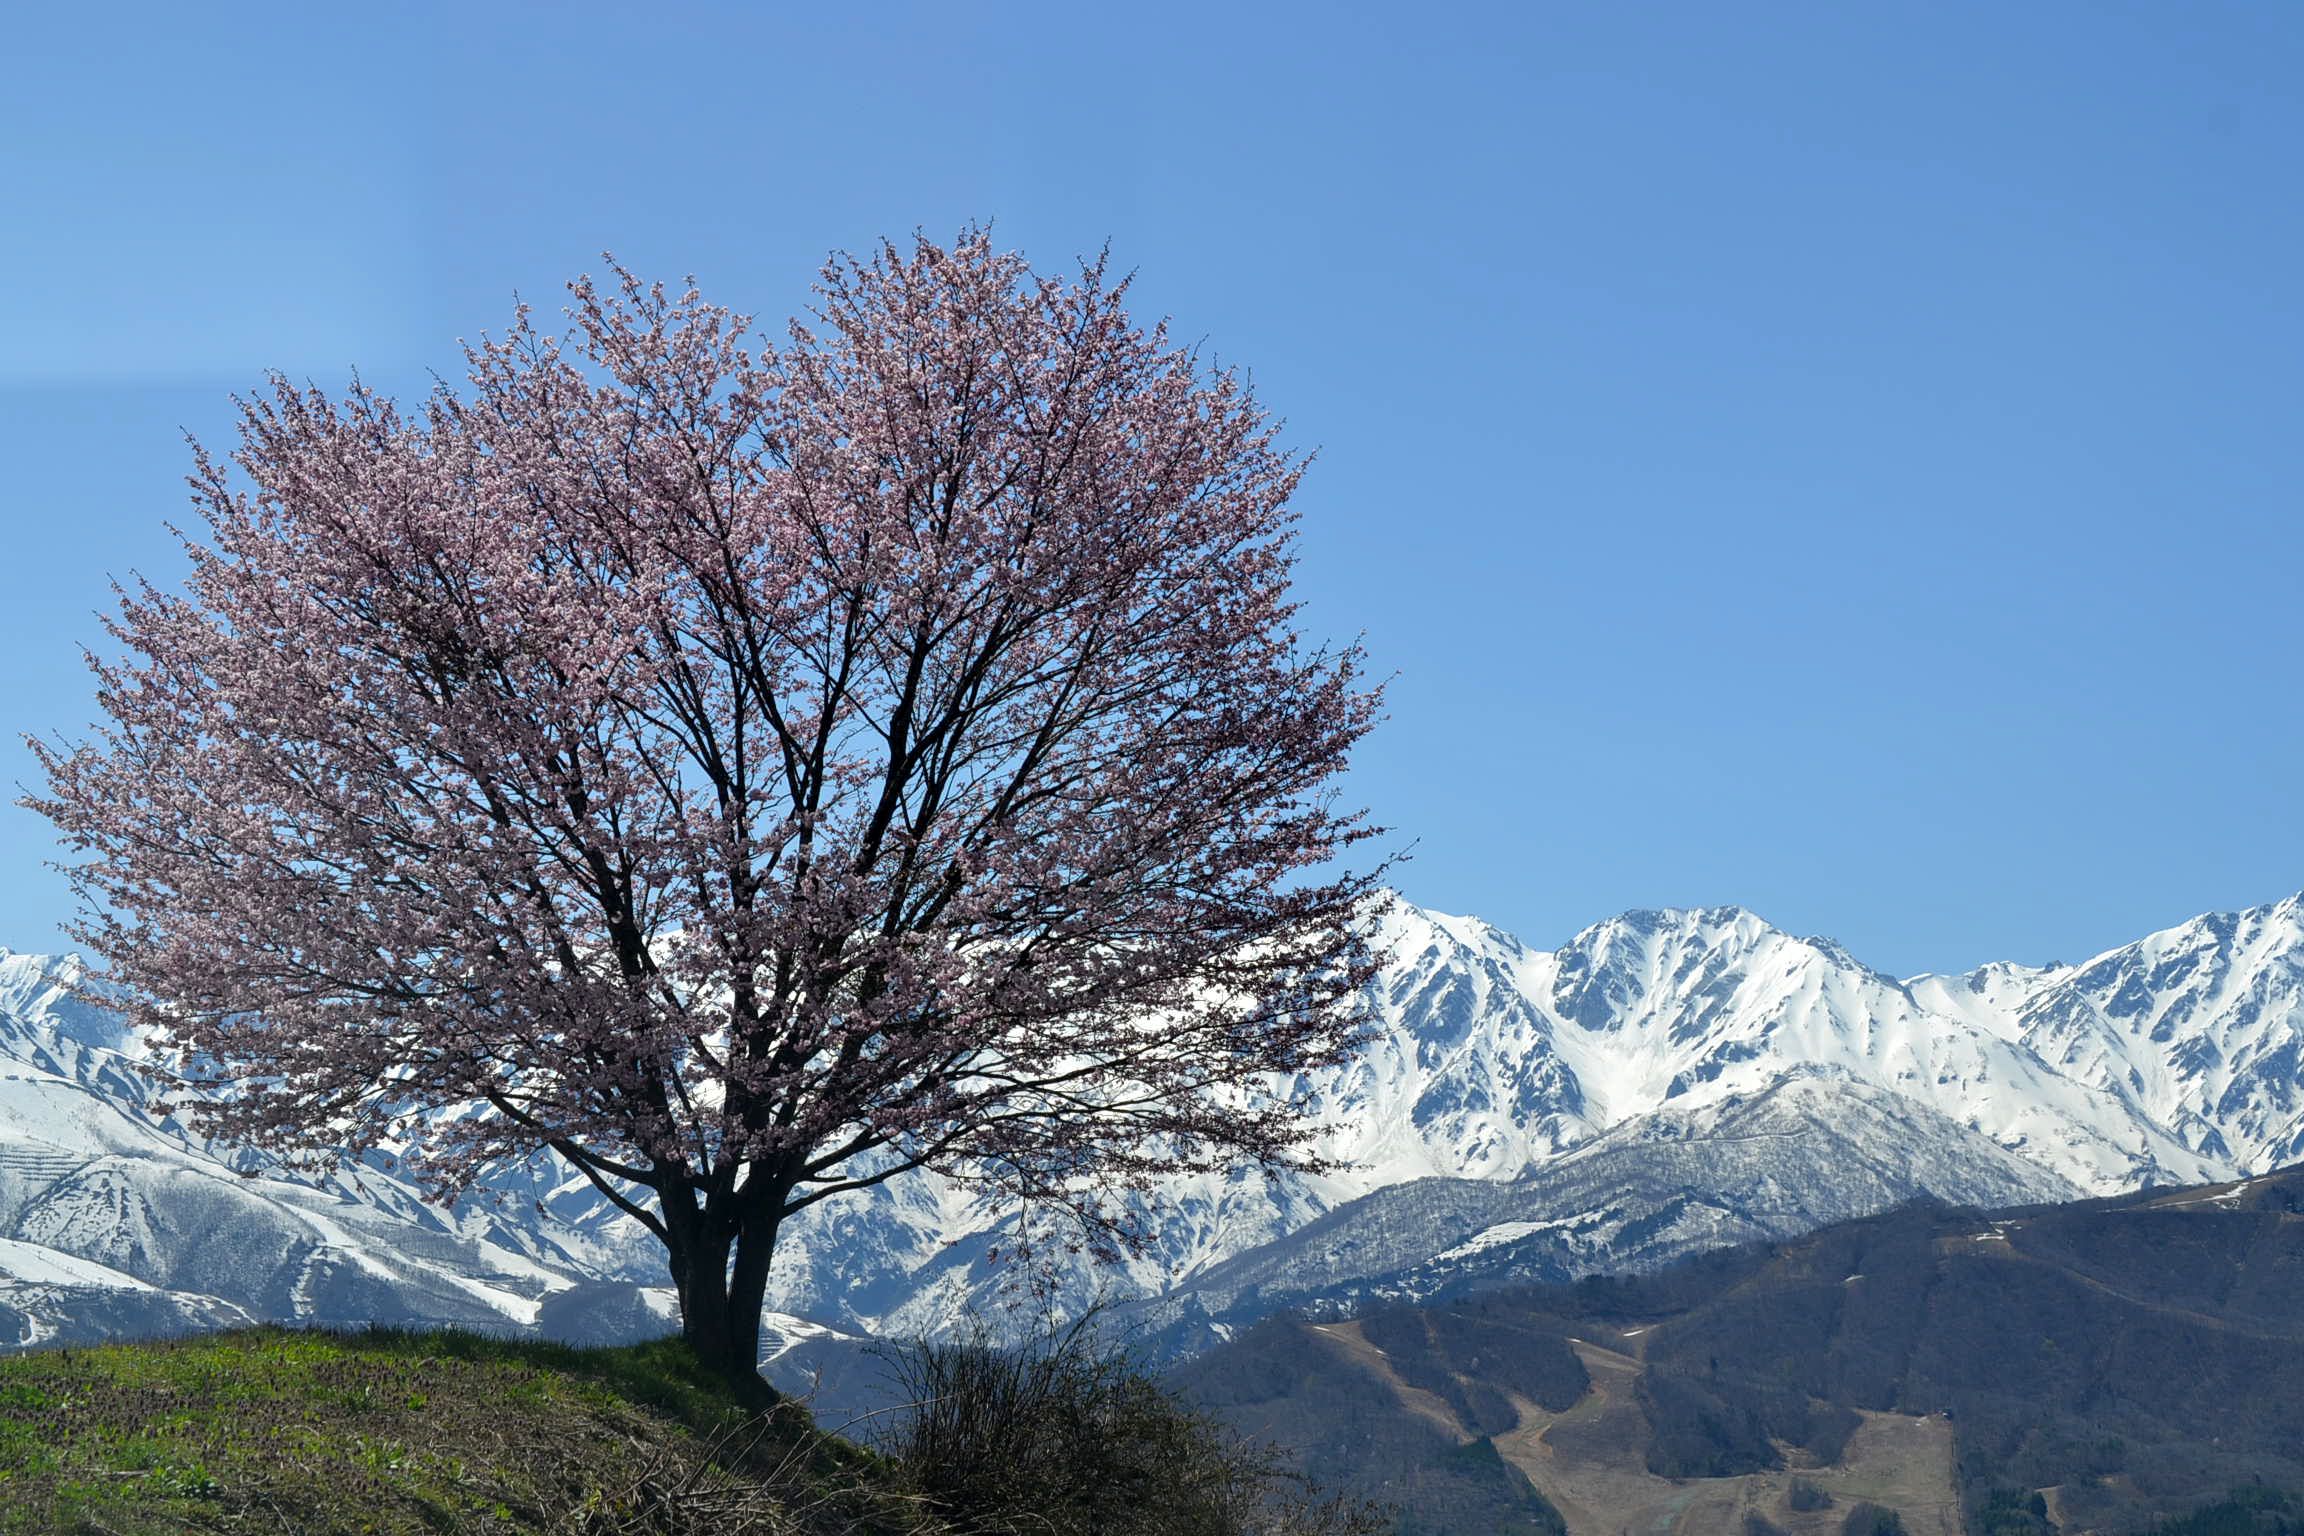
[0,1321,1380,1536]
[0,1326,907,1535]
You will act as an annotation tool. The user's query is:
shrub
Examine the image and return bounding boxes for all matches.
[1978,1487,2054,1536]
[1787,1477,1833,1511]
[879,1317,1382,1536]
[1841,1501,1907,1536]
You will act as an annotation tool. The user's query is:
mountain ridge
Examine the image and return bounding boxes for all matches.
[0,891,2299,1353]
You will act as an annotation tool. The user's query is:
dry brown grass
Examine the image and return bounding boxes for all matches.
[1450,1335,1960,1536]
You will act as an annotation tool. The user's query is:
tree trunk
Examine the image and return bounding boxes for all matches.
[664,1193,783,1408]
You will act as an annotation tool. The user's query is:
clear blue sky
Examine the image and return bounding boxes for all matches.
[2,1,2297,977]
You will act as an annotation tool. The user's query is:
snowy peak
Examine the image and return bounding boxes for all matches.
[1374,894,2252,1195]
[0,950,124,1058]
[1330,900,1584,1180]
[1548,904,1790,1037]
[2056,894,2304,1041]
[2010,893,2304,1171]
[1539,906,1957,1115]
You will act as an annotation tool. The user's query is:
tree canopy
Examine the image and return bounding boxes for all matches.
[28,230,1384,1385]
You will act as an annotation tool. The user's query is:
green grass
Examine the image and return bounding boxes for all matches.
[0,1325,909,1535]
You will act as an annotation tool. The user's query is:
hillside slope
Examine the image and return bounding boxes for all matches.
[1173,1164,2304,1536]
[0,1327,901,1536]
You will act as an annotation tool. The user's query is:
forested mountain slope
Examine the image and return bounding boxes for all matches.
[1174,1166,2304,1536]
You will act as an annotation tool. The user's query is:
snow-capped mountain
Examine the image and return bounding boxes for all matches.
[820,893,2303,1336]
[701,893,2304,1338]
[1991,894,2304,1172]
[1331,901,2220,1192]
[1117,1070,2080,1356]
[1,892,2300,1354]
[0,948,629,1348]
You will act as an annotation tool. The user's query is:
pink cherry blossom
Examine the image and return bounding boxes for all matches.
[25,229,1385,1390]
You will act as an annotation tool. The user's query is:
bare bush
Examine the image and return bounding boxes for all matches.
[877,1316,1381,1536]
